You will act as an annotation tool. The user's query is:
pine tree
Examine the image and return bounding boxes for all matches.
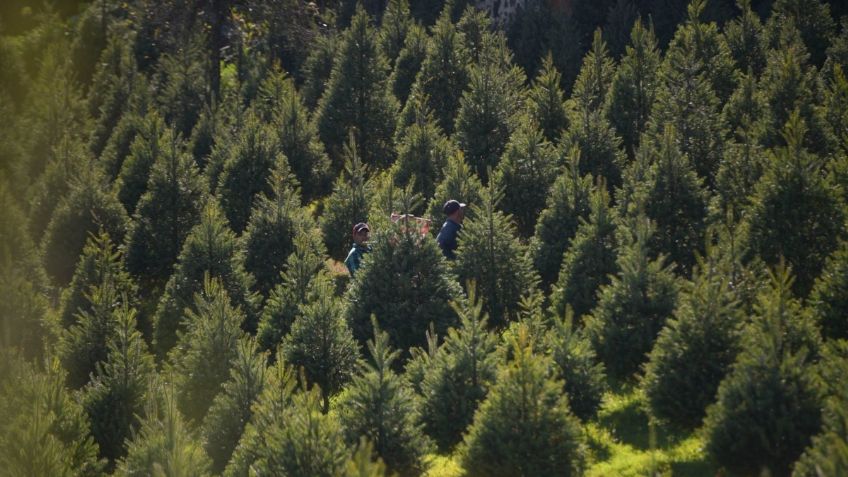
[201,337,267,474]
[152,203,257,359]
[168,276,247,425]
[116,379,212,477]
[603,0,638,58]
[124,125,207,293]
[585,217,679,379]
[115,110,166,215]
[571,29,615,114]
[527,53,569,144]
[604,18,661,156]
[380,0,413,67]
[0,353,104,476]
[283,277,359,412]
[724,0,767,75]
[454,179,539,328]
[343,438,392,477]
[402,9,470,134]
[550,181,618,320]
[82,299,154,468]
[703,265,823,477]
[315,7,398,167]
[99,87,154,182]
[154,36,207,138]
[561,106,626,191]
[426,151,484,228]
[419,283,501,451]
[712,122,767,221]
[531,146,593,288]
[744,111,846,297]
[641,250,743,429]
[41,165,129,286]
[321,135,371,260]
[765,0,835,67]
[494,117,560,237]
[389,23,428,105]
[393,112,455,201]
[337,318,430,477]
[460,325,584,477]
[808,240,848,339]
[301,31,339,110]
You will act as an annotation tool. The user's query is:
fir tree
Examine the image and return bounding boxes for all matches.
[152,203,257,358]
[531,147,593,288]
[744,111,846,297]
[321,135,371,260]
[300,32,339,110]
[494,117,560,237]
[337,318,430,477]
[765,0,835,67]
[153,36,207,138]
[283,277,359,412]
[393,112,455,201]
[561,107,626,192]
[389,23,428,105]
[641,250,743,429]
[419,283,501,451]
[115,110,166,215]
[570,29,615,114]
[99,88,154,182]
[460,325,584,477]
[380,0,413,67]
[82,299,154,468]
[809,240,848,339]
[712,121,766,220]
[201,338,267,474]
[604,18,661,156]
[315,7,399,167]
[724,0,767,75]
[168,276,247,425]
[550,181,618,320]
[527,53,569,144]
[426,151,484,227]
[584,218,679,379]
[454,179,539,328]
[703,265,823,477]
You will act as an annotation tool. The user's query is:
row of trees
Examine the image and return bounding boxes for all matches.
[1,0,848,475]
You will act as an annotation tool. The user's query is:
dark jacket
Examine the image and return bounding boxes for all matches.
[437,218,462,260]
[344,242,371,276]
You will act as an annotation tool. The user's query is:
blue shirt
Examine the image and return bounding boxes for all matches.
[436,219,462,260]
[344,242,371,276]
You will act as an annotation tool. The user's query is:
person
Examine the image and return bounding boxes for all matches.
[436,199,465,260]
[345,222,371,276]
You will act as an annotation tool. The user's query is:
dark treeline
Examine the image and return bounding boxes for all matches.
[0,0,847,475]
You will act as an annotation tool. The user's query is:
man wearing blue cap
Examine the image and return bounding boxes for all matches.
[345,222,371,276]
[437,199,466,260]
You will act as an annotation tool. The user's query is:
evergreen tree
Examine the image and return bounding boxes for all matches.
[99,88,154,182]
[41,166,129,286]
[0,353,103,476]
[124,126,207,293]
[116,380,212,477]
[380,0,413,67]
[426,151,484,227]
[393,112,455,200]
[703,265,823,477]
[300,31,339,110]
[494,117,560,237]
[115,111,167,215]
[641,250,743,429]
[402,9,470,134]
[561,107,626,192]
[765,0,835,67]
[152,203,257,358]
[712,117,766,220]
[389,23,428,105]
[809,240,848,339]
[315,7,399,167]
[823,63,848,160]
[153,36,207,138]
[527,53,569,144]
[201,338,267,474]
[531,147,593,288]
[419,283,501,451]
[744,111,846,297]
[168,276,247,425]
[337,318,430,476]
[321,135,371,260]
[585,218,679,379]
[283,277,359,411]
[550,181,618,320]
[460,325,584,477]
[724,0,767,75]
[82,300,154,468]
[257,235,326,352]
[546,309,607,421]
[721,69,767,141]
[345,223,461,355]
[604,18,661,156]
[454,179,539,328]
[570,29,615,114]
[603,0,638,58]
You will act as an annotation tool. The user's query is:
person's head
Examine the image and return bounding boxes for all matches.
[352,222,370,245]
[443,199,466,223]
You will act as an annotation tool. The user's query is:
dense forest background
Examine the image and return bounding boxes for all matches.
[1,0,848,475]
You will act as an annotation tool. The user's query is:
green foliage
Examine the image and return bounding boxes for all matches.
[116,111,166,214]
[338,318,430,476]
[419,283,501,451]
[547,310,607,421]
[300,32,339,109]
[642,251,743,430]
[426,151,484,226]
[153,36,207,138]
[531,147,593,288]
[390,23,428,104]
[315,7,398,167]
[528,53,569,143]
[562,107,626,191]
[321,135,372,260]
[571,29,615,113]
[809,240,848,340]
[201,338,267,474]
[0,353,104,477]
[494,118,560,237]
[393,112,455,200]
[460,325,584,477]
[550,182,618,320]
[724,0,767,75]
[585,218,679,380]
[380,0,413,66]
[152,203,257,358]
[703,265,823,477]
[345,224,461,356]
[283,277,359,411]
[744,112,846,297]
[765,0,835,67]
[454,180,539,328]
